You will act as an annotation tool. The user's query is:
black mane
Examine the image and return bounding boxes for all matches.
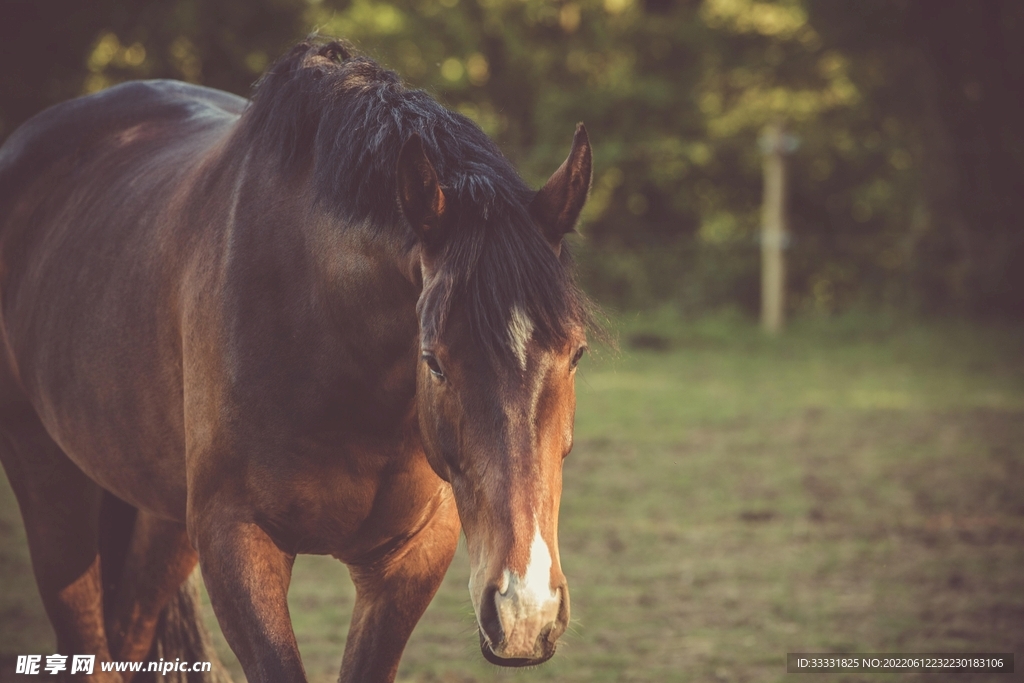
[239,38,593,359]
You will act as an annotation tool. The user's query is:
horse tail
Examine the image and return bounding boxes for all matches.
[99,492,234,683]
[145,573,234,683]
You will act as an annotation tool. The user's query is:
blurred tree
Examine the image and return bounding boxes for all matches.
[0,0,120,138]
[0,0,310,138]
[909,0,1024,316]
[1,0,1020,318]
[807,0,1024,317]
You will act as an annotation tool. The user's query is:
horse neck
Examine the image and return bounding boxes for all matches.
[216,148,423,425]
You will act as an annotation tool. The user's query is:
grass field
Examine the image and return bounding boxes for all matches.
[2,311,1022,682]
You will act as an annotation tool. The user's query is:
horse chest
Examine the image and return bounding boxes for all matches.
[245,439,446,559]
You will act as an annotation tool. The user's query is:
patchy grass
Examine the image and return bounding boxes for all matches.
[2,312,1022,682]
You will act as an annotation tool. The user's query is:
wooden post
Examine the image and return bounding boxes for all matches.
[760,122,789,335]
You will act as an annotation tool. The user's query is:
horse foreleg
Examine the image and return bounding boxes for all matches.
[0,416,121,682]
[341,491,460,683]
[105,511,198,673]
[192,517,305,682]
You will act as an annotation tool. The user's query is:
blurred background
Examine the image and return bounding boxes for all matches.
[2,0,1023,317]
[1,1,1022,681]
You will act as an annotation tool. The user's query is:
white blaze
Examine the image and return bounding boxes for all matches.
[520,524,556,601]
[493,523,560,657]
[507,306,534,370]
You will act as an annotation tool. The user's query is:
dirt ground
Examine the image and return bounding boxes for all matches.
[2,318,1022,682]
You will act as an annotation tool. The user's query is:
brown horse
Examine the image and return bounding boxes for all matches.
[0,39,593,682]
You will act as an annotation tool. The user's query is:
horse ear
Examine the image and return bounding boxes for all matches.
[530,123,592,254]
[397,134,446,247]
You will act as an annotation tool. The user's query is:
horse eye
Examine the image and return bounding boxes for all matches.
[422,352,445,380]
[570,346,587,369]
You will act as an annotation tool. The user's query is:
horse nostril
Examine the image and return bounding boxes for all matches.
[478,583,504,648]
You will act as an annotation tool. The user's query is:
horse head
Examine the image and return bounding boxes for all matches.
[398,125,592,666]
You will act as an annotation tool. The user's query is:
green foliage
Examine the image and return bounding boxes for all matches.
[2,0,1020,317]
[300,0,1023,318]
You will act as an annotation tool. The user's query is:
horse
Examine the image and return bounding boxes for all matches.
[0,38,594,682]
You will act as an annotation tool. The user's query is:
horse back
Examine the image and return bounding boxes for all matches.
[0,80,244,210]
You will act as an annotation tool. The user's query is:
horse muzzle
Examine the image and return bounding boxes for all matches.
[476,578,569,667]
